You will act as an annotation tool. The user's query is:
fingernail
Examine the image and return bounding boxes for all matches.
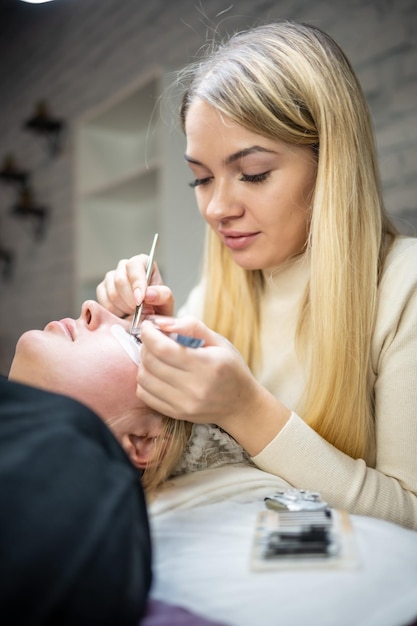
[133,288,142,305]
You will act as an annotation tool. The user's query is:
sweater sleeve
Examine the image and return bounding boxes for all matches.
[252,238,417,530]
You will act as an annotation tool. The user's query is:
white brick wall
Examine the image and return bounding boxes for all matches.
[0,0,416,374]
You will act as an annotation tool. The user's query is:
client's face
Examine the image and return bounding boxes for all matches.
[9,300,165,468]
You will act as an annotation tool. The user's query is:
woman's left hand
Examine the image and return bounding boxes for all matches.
[136,316,291,456]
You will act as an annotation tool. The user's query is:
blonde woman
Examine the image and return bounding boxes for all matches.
[97,21,417,530]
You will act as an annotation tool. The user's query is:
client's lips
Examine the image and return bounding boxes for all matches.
[44,319,74,340]
[59,318,75,340]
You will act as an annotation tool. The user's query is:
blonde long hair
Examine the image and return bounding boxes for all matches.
[142,418,192,496]
[179,21,397,459]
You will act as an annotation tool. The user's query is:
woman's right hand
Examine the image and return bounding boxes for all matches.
[96,255,175,319]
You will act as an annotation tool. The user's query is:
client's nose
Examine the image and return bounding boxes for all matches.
[80,300,104,330]
[80,299,127,331]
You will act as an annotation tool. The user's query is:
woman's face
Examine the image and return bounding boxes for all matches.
[9,300,164,466]
[185,100,317,270]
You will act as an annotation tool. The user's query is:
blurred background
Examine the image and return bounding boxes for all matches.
[0,0,416,375]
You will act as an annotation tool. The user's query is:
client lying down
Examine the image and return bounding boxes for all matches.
[8,299,190,492]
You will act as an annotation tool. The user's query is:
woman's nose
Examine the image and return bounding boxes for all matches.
[204,181,244,222]
[80,300,106,330]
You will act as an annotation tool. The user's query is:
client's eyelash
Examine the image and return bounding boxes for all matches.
[129,331,142,344]
[130,326,205,349]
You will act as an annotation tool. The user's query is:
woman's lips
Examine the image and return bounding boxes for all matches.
[221,231,260,250]
[44,319,74,340]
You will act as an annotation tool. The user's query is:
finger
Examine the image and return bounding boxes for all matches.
[136,362,181,418]
[96,278,118,313]
[125,255,163,305]
[140,321,190,369]
[143,286,175,317]
[136,356,210,421]
[136,384,179,420]
[147,315,228,348]
[96,263,132,317]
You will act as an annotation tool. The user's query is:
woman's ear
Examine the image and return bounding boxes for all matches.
[120,433,156,470]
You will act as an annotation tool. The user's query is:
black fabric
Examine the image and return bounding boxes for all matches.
[0,377,152,626]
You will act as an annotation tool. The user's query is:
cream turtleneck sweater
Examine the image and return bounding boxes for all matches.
[178,236,417,530]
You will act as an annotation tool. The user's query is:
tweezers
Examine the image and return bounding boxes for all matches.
[129,233,159,337]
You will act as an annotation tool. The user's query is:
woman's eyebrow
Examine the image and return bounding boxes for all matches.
[184,145,277,167]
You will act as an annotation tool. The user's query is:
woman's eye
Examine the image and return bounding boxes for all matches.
[240,172,270,184]
[131,332,142,345]
[189,176,213,188]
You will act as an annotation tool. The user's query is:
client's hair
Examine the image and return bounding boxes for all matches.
[107,408,191,496]
[142,419,192,496]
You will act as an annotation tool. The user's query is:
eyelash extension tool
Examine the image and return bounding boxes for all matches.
[129,233,159,337]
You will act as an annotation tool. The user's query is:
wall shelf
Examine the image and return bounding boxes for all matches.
[74,69,204,311]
